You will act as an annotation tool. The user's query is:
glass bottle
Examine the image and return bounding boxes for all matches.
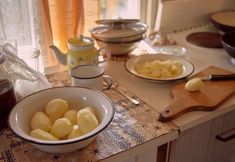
[0,54,17,130]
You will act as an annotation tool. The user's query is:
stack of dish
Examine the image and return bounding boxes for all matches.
[89,19,147,56]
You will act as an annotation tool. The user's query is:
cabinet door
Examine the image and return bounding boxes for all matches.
[169,109,235,162]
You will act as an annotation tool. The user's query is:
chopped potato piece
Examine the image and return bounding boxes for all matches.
[31,111,52,132]
[77,109,98,134]
[30,129,58,141]
[185,78,203,92]
[50,118,72,139]
[64,109,77,125]
[45,99,69,122]
[68,125,83,139]
[83,107,96,117]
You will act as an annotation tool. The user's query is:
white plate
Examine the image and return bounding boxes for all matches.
[125,54,194,82]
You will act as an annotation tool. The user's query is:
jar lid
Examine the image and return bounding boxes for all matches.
[68,36,94,47]
[0,52,5,64]
[0,79,13,95]
[90,20,147,39]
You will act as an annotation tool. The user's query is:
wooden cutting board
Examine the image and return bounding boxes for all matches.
[159,66,235,122]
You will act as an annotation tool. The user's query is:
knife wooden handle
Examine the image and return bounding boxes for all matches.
[210,74,235,80]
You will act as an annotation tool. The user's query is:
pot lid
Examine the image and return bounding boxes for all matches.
[68,35,94,46]
[211,11,235,27]
[95,19,139,25]
[211,11,235,32]
[90,21,147,39]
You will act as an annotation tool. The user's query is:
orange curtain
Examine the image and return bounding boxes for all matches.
[41,0,84,55]
[39,0,55,66]
[48,0,84,53]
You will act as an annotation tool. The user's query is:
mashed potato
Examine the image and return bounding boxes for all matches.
[134,59,183,78]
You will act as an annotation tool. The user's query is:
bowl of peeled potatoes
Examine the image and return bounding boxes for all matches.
[8,86,114,153]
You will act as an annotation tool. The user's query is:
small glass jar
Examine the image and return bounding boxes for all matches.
[0,79,17,130]
[0,46,17,129]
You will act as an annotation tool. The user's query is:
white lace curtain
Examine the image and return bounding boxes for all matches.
[0,0,51,72]
[0,0,32,46]
[140,0,160,34]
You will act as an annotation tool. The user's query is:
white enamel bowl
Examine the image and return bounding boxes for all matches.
[8,87,114,153]
[95,37,144,56]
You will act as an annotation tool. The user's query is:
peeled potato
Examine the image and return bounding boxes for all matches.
[31,111,52,132]
[45,99,69,122]
[77,109,98,134]
[68,125,83,139]
[50,118,72,139]
[83,107,96,117]
[185,78,203,92]
[30,129,58,141]
[64,109,77,125]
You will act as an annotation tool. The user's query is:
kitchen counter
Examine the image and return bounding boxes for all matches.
[46,71,178,162]
[1,26,235,161]
[44,32,235,158]
[149,25,235,131]
[0,69,177,162]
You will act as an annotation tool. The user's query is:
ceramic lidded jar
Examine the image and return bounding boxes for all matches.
[50,36,108,70]
[67,36,100,69]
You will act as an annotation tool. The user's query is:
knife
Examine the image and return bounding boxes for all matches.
[190,74,235,81]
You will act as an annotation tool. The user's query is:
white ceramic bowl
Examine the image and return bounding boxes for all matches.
[96,38,142,56]
[92,32,145,43]
[89,22,147,42]
[8,87,114,153]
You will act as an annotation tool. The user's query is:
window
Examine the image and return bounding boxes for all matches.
[0,0,39,71]
[99,0,140,19]
[83,0,140,37]
[1,0,146,73]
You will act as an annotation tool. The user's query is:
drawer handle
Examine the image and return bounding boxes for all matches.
[215,128,235,142]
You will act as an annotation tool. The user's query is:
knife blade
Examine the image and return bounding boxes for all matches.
[200,74,235,81]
